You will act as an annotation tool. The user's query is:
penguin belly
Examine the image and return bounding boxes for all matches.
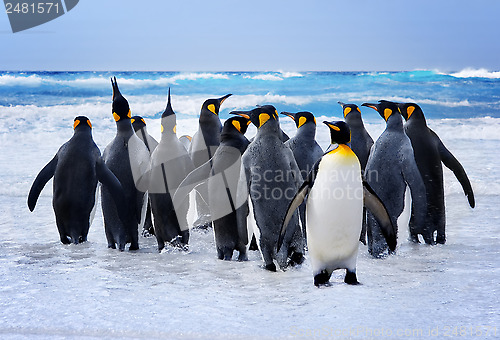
[306,152,363,276]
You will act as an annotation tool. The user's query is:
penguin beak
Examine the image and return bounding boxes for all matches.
[361,103,379,112]
[229,111,250,120]
[280,112,296,121]
[323,121,340,131]
[111,76,122,100]
[337,101,346,108]
[218,94,232,105]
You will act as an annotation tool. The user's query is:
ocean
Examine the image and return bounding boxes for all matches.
[0,70,499,339]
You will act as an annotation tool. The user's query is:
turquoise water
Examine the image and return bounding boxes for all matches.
[1,70,499,119]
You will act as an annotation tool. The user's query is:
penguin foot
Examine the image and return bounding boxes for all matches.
[314,270,331,287]
[436,234,446,244]
[409,234,420,243]
[60,236,71,245]
[264,263,277,272]
[237,252,248,262]
[108,243,116,249]
[129,244,139,251]
[344,270,360,285]
[288,252,305,266]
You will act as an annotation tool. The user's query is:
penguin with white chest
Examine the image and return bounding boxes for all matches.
[279,121,396,286]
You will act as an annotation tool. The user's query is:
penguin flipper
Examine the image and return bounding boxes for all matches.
[363,181,397,252]
[172,159,213,207]
[96,158,131,225]
[28,155,58,211]
[277,158,320,252]
[433,130,475,208]
[277,182,309,252]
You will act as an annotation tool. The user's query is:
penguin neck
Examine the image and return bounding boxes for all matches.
[385,114,403,131]
[160,131,177,143]
[296,122,316,139]
[115,119,134,137]
[406,113,428,128]
[256,120,281,137]
[73,128,92,139]
[345,113,366,129]
[221,130,249,152]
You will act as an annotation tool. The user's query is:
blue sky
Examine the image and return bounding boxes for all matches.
[1,0,499,71]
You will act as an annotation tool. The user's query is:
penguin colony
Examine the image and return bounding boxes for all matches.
[28,77,475,286]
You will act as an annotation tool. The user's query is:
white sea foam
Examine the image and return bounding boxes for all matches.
[446,68,500,79]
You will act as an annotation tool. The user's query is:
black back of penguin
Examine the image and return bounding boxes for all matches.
[28,116,128,245]
[338,102,374,171]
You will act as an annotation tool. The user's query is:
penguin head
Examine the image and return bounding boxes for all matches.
[111,77,131,122]
[224,116,251,134]
[232,105,279,129]
[338,102,362,119]
[201,93,232,116]
[131,116,147,132]
[361,100,400,121]
[281,111,316,128]
[161,88,177,134]
[323,120,350,144]
[397,102,423,121]
[73,116,92,130]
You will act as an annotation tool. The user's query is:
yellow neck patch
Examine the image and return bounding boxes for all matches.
[73,120,80,129]
[407,106,415,119]
[127,110,131,118]
[131,118,135,124]
[298,116,307,128]
[232,120,241,132]
[113,112,120,122]
[327,144,354,157]
[173,125,177,134]
[87,120,92,128]
[343,107,352,118]
[384,108,392,121]
[161,124,164,133]
[259,113,271,127]
[208,104,217,115]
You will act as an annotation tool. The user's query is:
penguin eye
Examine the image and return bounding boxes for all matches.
[343,107,352,117]
[298,116,307,128]
[208,104,217,115]
[232,120,241,132]
[384,108,392,121]
[87,120,92,128]
[259,113,271,127]
[73,120,80,129]
[407,106,415,118]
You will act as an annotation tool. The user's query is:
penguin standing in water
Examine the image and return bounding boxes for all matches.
[338,102,374,244]
[101,77,150,251]
[279,121,396,286]
[174,115,252,260]
[398,103,475,244]
[28,116,129,245]
[149,89,194,251]
[189,94,232,229]
[280,111,323,238]
[234,105,304,271]
[132,116,158,236]
[362,101,428,257]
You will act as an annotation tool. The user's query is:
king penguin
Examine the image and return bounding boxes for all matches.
[149,89,194,251]
[132,116,158,236]
[362,100,428,257]
[28,116,129,245]
[101,77,150,251]
[233,105,304,271]
[280,111,323,238]
[174,115,252,260]
[398,102,475,244]
[278,121,396,286]
[338,102,374,244]
[189,94,232,229]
